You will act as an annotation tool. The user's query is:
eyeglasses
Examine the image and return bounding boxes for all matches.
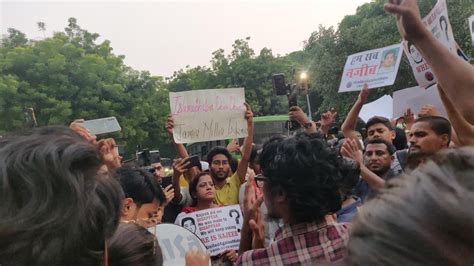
[211,160,229,166]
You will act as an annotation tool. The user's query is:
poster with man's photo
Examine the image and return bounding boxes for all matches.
[338,43,403,92]
[403,0,457,89]
[174,205,243,256]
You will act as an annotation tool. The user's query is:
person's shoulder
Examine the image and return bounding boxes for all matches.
[235,247,271,266]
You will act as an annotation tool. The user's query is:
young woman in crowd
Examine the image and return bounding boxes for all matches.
[175,171,238,265]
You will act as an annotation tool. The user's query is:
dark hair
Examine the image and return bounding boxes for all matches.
[338,158,361,200]
[229,156,238,173]
[414,116,452,143]
[393,127,408,150]
[347,147,474,265]
[0,126,123,266]
[108,223,163,266]
[181,217,196,227]
[206,146,232,165]
[383,49,397,59]
[188,171,213,207]
[249,144,263,163]
[366,139,396,155]
[114,167,166,207]
[366,116,394,131]
[259,133,342,223]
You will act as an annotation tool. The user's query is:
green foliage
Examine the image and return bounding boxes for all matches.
[0,18,172,155]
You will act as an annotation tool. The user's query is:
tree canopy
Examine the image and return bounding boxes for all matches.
[0,0,471,155]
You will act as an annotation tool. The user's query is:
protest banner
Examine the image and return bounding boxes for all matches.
[392,86,426,118]
[359,95,393,122]
[174,205,243,256]
[470,15,474,44]
[338,43,403,92]
[403,0,456,88]
[169,88,247,144]
[148,224,210,266]
[406,85,447,118]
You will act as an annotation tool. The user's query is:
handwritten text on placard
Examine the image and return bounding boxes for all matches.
[169,88,247,144]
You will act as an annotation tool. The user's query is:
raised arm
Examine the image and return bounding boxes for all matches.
[437,85,474,146]
[288,106,317,134]
[341,84,369,137]
[166,114,200,182]
[384,0,474,123]
[236,103,254,183]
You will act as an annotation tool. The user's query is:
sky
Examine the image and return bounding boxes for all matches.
[1,0,371,77]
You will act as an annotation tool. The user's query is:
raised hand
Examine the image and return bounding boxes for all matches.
[384,0,427,42]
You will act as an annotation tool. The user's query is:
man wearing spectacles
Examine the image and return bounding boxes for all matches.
[206,103,254,206]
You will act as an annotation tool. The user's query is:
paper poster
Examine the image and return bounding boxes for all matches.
[175,205,243,256]
[359,95,393,122]
[392,86,426,118]
[148,224,210,266]
[338,43,403,92]
[170,88,247,144]
[406,84,447,118]
[469,15,474,44]
[403,0,457,88]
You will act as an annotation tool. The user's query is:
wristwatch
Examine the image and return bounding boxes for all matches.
[303,121,313,129]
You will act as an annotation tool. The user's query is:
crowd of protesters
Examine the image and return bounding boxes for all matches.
[1,0,474,265]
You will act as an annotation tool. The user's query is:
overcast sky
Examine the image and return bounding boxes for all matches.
[1,0,370,77]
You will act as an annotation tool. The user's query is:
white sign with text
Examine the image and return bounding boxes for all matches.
[175,205,243,256]
[170,88,247,144]
[338,43,403,92]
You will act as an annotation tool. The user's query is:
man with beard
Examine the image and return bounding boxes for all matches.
[354,139,396,201]
[406,116,451,170]
[206,103,254,205]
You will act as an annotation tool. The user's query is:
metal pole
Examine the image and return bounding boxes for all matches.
[306,94,312,121]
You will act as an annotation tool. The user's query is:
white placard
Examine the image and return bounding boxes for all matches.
[406,84,447,118]
[148,223,210,266]
[469,15,474,44]
[392,86,426,118]
[403,0,457,88]
[359,95,393,123]
[175,205,243,256]
[338,43,403,92]
[170,88,247,144]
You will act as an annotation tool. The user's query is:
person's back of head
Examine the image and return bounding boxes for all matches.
[108,223,163,266]
[337,158,361,201]
[259,133,342,224]
[0,126,123,266]
[347,147,474,265]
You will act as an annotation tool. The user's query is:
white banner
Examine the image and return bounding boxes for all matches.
[392,86,426,118]
[359,95,393,122]
[148,224,209,266]
[338,43,403,92]
[406,84,447,118]
[470,15,474,44]
[170,88,247,144]
[404,0,457,88]
[175,205,243,256]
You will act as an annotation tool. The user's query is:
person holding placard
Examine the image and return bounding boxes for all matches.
[207,103,254,206]
[175,172,239,264]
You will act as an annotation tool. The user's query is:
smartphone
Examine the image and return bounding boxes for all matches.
[82,117,121,135]
[160,176,173,189]
[272,73,288,96]
[187,155,201,169]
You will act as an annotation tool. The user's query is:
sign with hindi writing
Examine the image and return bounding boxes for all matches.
[170,88,247,144]
[403,0,456,88]
[359,95,393,123]
[338,43,403,92]
[174,205,243,256]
